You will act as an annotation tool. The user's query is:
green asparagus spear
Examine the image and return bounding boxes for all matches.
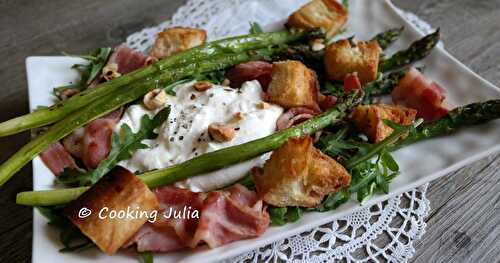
[393,99,500,149]
[0,50,288,188]
[379,29,440,72]
[16,93,363,206]
[371,26,404,50]
[0,30,310,137]
[362,68,407,100]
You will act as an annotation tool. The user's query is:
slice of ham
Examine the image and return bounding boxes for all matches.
[61,109,122,169]
[190,184,269,248]
[343,72,362,93]
[154,186,205,245]
[225,61,273,89]
[108,45,148,74]
[128,184,270,252]
[82,119,115,169]
[276,107,318,130]
[81,109,123,169]
[129,219,186,252]
[62,127,85,159]
[40,142,78,176]
[318,94,338,110]
[392,68,449,121]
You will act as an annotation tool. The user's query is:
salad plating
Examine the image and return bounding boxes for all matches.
[1,0,500,261]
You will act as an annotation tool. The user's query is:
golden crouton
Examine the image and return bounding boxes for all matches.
[325,39,381,84]
[351,104,417,143]
[64,167,159,255]
[149,27,207,59]
[266,60,320,111]
[253,136,351,208]
[287,0,348,38]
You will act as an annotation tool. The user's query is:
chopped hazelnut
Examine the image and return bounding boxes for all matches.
[256,102,270,109]
[143,89,167,110]
[221,78,231,87]
[102,63,121,81]
[144,56,158,66]
[193,81,213,91]
[233,112,246,121]
[208,122,236,142]
[310,38,325,51]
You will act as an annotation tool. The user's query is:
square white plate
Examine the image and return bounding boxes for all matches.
[27,0,500,262]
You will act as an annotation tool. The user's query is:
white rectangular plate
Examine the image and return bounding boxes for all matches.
[28,0,500,262]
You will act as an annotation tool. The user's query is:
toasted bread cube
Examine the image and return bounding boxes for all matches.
[64,167,159,255]
[253,136,350,208]
[351,104,417,143]
[287,0,348,38]
[325,39,381,84]
[149,27,207,59]
[266,60,320,111]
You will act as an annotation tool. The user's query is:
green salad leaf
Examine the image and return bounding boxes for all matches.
[249,22,264,34]
[53,47,112,98]
[37,206,94,252]
[268,206,304,226]
[139,252,154,263]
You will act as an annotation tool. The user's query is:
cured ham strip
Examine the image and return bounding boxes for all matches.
[343,72,362,93]
[130,223,185,253]
[276,107,318,130]
[128,184,270,252]
[190,184,269,248]
[392,68,449,121]
[225,61,273,89]
[318,94,338,110]
[61,109,123,169]
[40,142,78,176]
[62,127,85,159]
[108,45,148,74]
[154,186,205,245]
[81,109,123,169]
[82,119,115,169]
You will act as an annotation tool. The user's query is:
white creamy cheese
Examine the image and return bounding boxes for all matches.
[117,80,283,192]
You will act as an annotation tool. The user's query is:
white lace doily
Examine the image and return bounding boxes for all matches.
[125,1,433,262]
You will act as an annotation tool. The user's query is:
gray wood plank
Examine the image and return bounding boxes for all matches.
[392,0,500,262]
[0,0,499,263]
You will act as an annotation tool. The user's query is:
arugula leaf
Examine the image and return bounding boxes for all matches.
[316,188,351,212]
[342,0,349,8]
[276,119,423,224]
[53,47,112,98]
[286,207,303,222]
[316,127,360,159]
[57,107,170,187]
[139,252,154,263]
[268,207,287,225]
[249,22,264,34]
[268,206,304,226]
[37,206,94,252]
[381,151,399,172]
[57,168,90,187]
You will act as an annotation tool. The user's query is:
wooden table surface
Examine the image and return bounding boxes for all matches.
[0,0,499,262]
